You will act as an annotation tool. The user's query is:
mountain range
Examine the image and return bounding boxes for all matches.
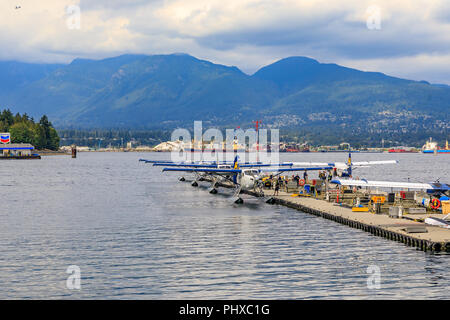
[0,53,449,142]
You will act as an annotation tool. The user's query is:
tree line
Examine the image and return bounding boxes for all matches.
[58,129,170,148]
[0,109,60,150]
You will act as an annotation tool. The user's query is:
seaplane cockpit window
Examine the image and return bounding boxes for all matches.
[243,170,259,176]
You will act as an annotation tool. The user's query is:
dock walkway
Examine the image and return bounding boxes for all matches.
[201,177,449,251]
[268,191,450,252]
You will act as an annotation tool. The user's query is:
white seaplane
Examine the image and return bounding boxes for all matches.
[331,178,450,228]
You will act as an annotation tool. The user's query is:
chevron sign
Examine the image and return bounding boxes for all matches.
[0,133,10,144]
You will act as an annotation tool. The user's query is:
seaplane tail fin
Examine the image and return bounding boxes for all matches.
[233,155,240,169]
[232,155,240,184]
[347,153,352,177]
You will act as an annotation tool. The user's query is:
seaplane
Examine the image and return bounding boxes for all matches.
[330,178,449,199]
[141,157,295,188]
[144,152,396,172]
[139,159,227,164]
[139,158,292,167]
[151,161,294,169]
[330,178,450,228]
[159,156,334,204]
[284,153,399,177]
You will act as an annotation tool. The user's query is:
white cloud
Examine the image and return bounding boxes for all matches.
[0,0,449,83]
[340,54,450,85]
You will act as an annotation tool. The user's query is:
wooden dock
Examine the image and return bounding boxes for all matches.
[194,177,449,251]
[267,191,450,252]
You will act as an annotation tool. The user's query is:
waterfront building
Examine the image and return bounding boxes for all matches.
[0,143,35,157]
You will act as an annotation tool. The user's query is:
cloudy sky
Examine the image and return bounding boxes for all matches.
[1,0,450,84]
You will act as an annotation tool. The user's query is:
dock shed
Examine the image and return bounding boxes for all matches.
[0,143,35,157]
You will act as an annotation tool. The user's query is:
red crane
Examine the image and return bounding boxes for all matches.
[252,120,262,133]
[253,120,262,151]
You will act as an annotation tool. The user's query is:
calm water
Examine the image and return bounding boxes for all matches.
[0,152,449,299]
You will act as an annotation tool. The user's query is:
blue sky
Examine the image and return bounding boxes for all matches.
[1,0,450,84]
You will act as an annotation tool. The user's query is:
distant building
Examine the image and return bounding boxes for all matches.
[0,143,35,157]
[75,146,91,152]
[153,141,184,152]
[318,145,339,152]
[135,145,153,151]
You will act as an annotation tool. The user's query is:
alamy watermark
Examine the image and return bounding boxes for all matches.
[366,5,381,30]
[66,265,81,290]
[66,5,81,30]
[367,265,381,289]
[170,121,280,165]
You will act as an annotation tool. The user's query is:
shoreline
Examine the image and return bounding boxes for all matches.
[37,150,71,156]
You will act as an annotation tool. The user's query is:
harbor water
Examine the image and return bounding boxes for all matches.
[0,152,449,299]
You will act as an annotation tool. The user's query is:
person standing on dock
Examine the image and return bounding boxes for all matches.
[319,171,326,182]
[294,174,300,186]
[273,178,280,196]
[303,170,308,183]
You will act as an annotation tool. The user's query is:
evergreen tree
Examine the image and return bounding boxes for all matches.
[0,109,60,150]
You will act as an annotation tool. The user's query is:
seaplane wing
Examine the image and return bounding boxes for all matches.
[260,166,334,173]
[139,159,172,163]
[286,162,333,166]
[331,179,439,190]
[352,160,399,166]
[285,159,398,168]
[240,163,293,168]
[141,159,221,165]
[154,163,219,168]
[154,162,293,168]
[162,168,241,175]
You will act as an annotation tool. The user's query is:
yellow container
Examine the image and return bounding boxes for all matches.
[442,201,450,214]
[352,207,369,212]
[298,193,311,197]
[371,196,386,204]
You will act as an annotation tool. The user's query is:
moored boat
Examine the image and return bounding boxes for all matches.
[422,138,450,153]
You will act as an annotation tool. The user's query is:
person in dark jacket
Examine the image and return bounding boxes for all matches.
[273,178,280,195]
[294,174,300,186]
